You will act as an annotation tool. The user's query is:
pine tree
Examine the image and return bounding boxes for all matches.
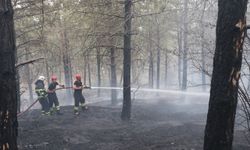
[121,0,132,121]
[204,0,248,149]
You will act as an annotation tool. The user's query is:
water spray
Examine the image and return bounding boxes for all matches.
[90,87,210,97]
[18,86,209,117]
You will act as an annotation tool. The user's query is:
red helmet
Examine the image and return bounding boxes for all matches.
[51,75,57,81]
[75,74,81,80]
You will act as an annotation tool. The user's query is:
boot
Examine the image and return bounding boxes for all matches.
[74,110,79,115]
[81,103,88,111]
[74,107,79,115]
[45,111,51,116]
[50,108,55,115]
[55,106,62,115]
[41,110,46,116]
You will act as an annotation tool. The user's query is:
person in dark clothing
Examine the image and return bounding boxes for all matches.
[47,75,64,115]
[73,74,88,115]
[35,76,50,115]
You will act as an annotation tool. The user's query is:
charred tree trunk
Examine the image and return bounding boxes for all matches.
[182,0,188,90]
[16,71,20,113]
[204,0,248,149]
[0,0,18,148]
[16,43,21,113]
[111,47,117,105]
[121,0,132,121]
[96,48,101,96]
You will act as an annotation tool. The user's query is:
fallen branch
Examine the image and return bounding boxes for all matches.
[15,57,44,68]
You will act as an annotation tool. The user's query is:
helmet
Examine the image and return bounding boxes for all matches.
[51,75,57,81]
[38,76,45,81]
[75,74,81,80]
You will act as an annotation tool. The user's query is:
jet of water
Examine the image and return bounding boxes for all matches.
[90,87,209,97]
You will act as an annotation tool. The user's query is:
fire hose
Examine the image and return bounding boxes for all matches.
[17,86,91,117]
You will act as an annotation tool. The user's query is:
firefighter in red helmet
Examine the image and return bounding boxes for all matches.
[73,74,88,115]
[47,75,64,115]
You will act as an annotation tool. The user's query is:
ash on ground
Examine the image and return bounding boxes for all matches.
[18,96,250,150]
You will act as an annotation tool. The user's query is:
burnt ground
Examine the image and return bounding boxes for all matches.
[18,96,250,150]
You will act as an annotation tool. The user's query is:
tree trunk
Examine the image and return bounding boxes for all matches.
[41,0,50,85]
[45,59,50,84]
[148,28,154,88]
[120,68,123,86]
[0,0,18,148]
[108,1,118,104]
[96,48,101,96]
[84,55,87,85]
[43,44,49,86]
[165,51,168,88]
[62,30,72,99]
[182,0,188,90]
[248,66,250,91]
[16,46,20,113]
[178,27,183,89]
[111,47,117,105]
[87,56,91,87]
[69,55,73,86]
[156,23,161,89]
[200,1,207,91]
[59,52,62,83]
[16,71,20,113]
[149,51,154,88]
[204,0,248,149]
[63,52,72,98]
[121,0,132,121]
[25,48,33,102]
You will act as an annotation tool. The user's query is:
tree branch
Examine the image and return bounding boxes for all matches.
[15,57,44,68]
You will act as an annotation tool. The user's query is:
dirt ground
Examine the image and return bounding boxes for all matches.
[18,95,250,150]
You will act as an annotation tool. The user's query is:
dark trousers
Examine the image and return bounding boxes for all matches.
[39,97,49,113]
[74,91,85,107]
[48,92,60,110]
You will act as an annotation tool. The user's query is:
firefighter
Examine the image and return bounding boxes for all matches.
[73,74,88,115]
[47,75,64,115]
[35,76,50,115]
